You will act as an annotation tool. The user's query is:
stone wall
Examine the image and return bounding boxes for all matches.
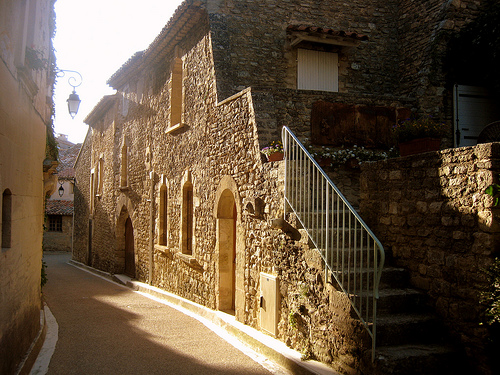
[360,143,500,373]
[208,0,403,146]
[273,229,371,375]
[397,0,487,145]
[73,134,91,264]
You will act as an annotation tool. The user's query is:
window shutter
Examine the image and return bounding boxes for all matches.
[298,49,338,92]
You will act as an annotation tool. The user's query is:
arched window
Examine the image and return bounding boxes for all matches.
[2,189,12,249]
[181,181,193,255]
[159,185,168,246]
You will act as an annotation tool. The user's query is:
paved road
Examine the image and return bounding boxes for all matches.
[40,252,279,375]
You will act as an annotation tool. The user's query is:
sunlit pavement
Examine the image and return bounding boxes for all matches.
[35,252,288,375]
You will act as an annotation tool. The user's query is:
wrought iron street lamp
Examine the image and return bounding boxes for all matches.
[56,69,82,119]
[58,183,64,197]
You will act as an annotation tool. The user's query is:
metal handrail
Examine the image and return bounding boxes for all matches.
[282,126,385,361]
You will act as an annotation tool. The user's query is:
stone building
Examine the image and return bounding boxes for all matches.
[0,0,57,373]
[74,0,498,373]
[43,135,81,252]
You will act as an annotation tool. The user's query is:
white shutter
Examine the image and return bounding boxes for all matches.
[297,49,338,92]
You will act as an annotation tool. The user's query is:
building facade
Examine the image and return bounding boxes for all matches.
[74,0,497,373]
[43,134,80,252]
[0,0,57,373]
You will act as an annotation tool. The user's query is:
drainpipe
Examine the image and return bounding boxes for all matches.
[149,171,155,285]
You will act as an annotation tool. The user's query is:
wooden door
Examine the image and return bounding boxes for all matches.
[125,217,135,278]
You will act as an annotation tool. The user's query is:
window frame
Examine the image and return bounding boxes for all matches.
[297,48,339,92]
[48,215,63,232]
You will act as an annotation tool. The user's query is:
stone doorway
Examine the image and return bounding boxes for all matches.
[124,217,135,278]
[115,201,135,277]
[217,189,236,314]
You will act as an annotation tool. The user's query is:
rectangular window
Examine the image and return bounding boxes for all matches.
[2,189,12,248]
[297,49,338,92]
[159,186,168,246]
[97,158,104,195]
[170,56,184,128]
[48,215,62,232]
[120,145,128,188]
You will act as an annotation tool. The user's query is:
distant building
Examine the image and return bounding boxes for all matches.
[43,134,81,252]
[0,0,57,373]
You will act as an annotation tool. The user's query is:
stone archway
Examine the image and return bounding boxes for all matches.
[215,176,243,318]
[217,189,236,313]
[115,200,136,277]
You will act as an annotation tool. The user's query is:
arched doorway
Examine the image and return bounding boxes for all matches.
[217,189,236,313]
[115,199,135,277]
[124,217,135,278]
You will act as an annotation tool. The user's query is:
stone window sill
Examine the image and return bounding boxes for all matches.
[119,186,129,192]
[166,123,185,134]
[154,244,173,259]
[174,252,203,271]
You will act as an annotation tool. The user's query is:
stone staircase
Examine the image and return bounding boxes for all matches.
[367,265,470,375]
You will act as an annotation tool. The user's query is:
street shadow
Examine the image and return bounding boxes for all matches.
[43,252,271,375]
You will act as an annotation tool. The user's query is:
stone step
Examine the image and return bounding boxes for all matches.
[376,313,447,347]
[328,266,410,291]
[377,288,431,315]
[373,344,468,375]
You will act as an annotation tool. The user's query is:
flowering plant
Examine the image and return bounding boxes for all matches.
[392,116,447,143]
[307,144,395,168]
[261,140,283,156]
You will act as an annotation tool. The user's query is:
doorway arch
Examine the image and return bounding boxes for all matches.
[124,217,135,278]
[217,189,236,313]
[115,199,136,277]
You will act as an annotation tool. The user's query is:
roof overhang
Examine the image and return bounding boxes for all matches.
[287,25,369,48]
[107,0,205,90]
[84,95,118,126]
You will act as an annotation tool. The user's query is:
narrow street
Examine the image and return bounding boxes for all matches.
[38,252,284,375]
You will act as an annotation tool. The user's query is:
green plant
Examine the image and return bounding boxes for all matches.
[481,258,500,325]
[261,140,283,156]
[392,116,447,143]
[41,260,48,288]
[485,179,500,206]
[289,311,299,329]
[25,46,48,70]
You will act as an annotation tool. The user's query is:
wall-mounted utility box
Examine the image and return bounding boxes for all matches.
[260,272,279,336]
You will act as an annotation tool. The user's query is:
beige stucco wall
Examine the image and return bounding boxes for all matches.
[0,0,54,373]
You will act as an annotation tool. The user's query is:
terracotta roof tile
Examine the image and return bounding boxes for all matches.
[46,200,74,215]
[287,25,369,41]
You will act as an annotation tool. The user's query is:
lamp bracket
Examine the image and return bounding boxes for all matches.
[56,69,82,90]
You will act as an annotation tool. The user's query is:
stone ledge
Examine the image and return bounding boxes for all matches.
[175,252,204,272]
[154,244,174,259]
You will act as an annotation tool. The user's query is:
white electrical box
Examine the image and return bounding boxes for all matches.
[260,272,279,336]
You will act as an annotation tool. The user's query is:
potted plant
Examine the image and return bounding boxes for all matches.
[261,140,284,162]
[392,116,447,156]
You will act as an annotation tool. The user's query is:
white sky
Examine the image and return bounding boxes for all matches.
[53,0,185,144]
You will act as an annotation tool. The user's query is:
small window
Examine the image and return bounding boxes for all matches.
[170,56,184,128]
[297,49,338,92]
[2,189,12,248]
[90,170,96,213]
[97,157,104,195]
[120,144,128,187]
[48,215,62,232]
[159,185,168,246]
[182,181,193,255]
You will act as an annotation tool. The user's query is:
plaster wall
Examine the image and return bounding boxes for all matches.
[0,0,54,372]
